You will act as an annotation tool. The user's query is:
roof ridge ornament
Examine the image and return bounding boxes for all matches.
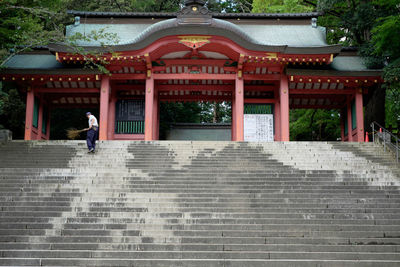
[178,0,212,25]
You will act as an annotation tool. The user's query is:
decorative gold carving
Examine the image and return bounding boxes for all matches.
[178,36,211,49]
[147,70,152,78]
[238,70,243,79]
[265,52,278,59]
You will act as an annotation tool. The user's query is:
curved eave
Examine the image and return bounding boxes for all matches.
[48,43,342,55]
[0,68,101,75]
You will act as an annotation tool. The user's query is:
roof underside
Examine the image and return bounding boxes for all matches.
[2,53,379,75]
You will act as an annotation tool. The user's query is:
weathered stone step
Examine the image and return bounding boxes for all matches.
[1,258,400,267]
[1,222,399,233]
[2,250,400,261]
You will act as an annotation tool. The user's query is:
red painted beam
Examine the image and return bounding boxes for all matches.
[160,95,231,102]
[110,74,147,80]
[243,74,281,81]
[35,88,100,93]
[160,59,233,67]
[290,89,355,95]
[290,105,342,109]
[158,84,234,92]
[245,98,276,104]
[154,73,236,80]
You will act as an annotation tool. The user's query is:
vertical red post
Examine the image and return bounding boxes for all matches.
[231,97,236,141]
[152,88,159,140]
[107,88,116,140]
[274,96,281,141]
[347,96,353,142]
[145,76,155,141]
[37,97,43,140]
[99,76,110,141]
[24,88,35,140]
[355,89,364,142]
[280,75,290,141]
[234,75,244,141]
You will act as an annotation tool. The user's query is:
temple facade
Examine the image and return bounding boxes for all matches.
[1,0,382,142]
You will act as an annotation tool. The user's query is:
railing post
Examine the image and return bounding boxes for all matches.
[396,138,399,163]
[384,130,386,152]
[371,123,375,143]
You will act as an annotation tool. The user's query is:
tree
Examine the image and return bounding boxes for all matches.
[290,109,341,141]
[314,0,400,131]
[252,0,313,13]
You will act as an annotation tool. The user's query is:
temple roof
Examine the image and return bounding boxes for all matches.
[67,10,322,19]
[64,19,330,48]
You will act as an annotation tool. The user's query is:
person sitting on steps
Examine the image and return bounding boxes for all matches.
[84,112,98,153]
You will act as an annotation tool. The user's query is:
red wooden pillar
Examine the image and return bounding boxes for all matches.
[274,96,281,141]
[231,97,236,141]
[280,75,290,141]
[347,96,353,142]
[145,76,155,141]
[99,76,110,141]
[24,87,35,140]
[355,89,364,142]
[107,88,116,140]
[152,88,159,140]
[234,75,244,141]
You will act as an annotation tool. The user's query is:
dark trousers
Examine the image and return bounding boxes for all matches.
[86,128,98,150]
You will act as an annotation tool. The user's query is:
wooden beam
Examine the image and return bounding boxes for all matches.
[159,95,231,102]
[160,59,232,67]
[154,73,236,80]
[157,84,234,92]
[290,105,342,109]
[243,74,281,81]
[244,98,276,104]
[110,74,147,80]
[290,89,355,95]
[35,88,100,93]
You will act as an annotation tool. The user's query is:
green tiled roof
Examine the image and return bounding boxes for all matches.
[3,54,63,69]
[66,21,328,47]
[331,56,369,71]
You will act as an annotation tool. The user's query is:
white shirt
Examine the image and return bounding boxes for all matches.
[88,115,98,127]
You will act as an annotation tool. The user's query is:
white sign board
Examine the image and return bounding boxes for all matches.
[244,114,274,142]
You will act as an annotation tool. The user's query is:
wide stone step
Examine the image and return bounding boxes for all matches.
[1,258,400,267]
[1,250,400,261]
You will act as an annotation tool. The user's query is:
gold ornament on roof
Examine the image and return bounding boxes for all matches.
[178,36,211,49]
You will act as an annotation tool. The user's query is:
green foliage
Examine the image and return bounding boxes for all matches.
[207,0,253,13]
[252,0,313,13]
[317,0,400,130]
[371,15,400,58]
[290,109,341,141]
[383,58,400,128]
[0,84,25,138]
[0,0,69,65]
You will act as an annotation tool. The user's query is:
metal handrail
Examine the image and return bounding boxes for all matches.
[370,121,399,163]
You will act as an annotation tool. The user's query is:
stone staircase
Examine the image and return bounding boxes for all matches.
[0,140,399,266]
